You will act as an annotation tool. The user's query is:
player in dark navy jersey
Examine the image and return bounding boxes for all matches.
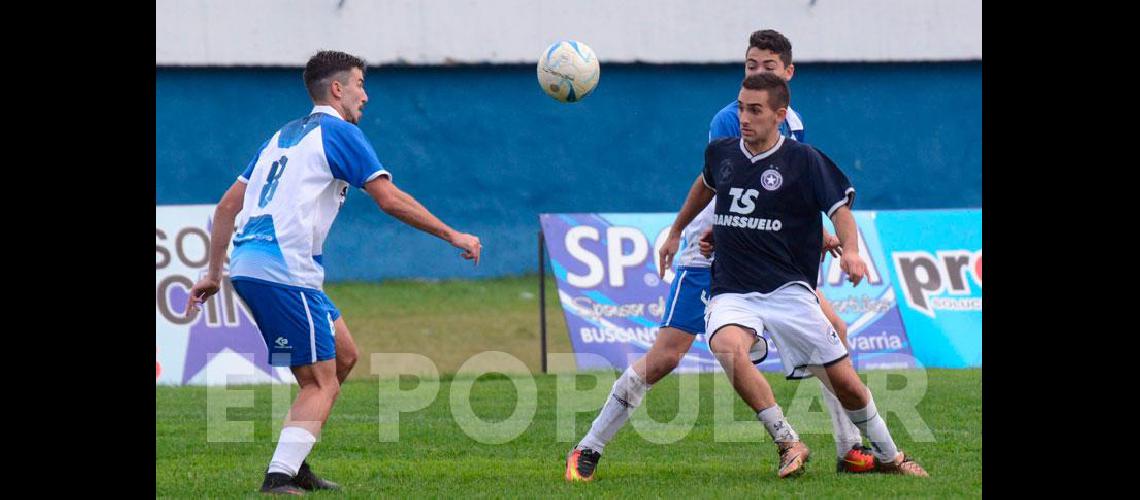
[660,73,929,478]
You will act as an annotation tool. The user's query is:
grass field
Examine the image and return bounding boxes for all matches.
[322,275,575,376]
[156,277,982,497]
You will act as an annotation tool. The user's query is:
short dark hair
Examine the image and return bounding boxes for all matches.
[303,50,367,100]
[748,29,793,67]
[741,72,790,110]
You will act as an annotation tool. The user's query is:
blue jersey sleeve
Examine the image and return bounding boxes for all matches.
[321,117,390,188]
[808,147,855,217]
[708,106,739,142]
[239,138,270,182]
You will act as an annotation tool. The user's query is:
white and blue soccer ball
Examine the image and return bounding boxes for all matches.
[537,40,600,103]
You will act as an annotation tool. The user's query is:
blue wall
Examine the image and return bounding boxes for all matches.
[156,62,980,281]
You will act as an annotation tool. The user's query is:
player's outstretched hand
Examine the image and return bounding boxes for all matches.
[186,276,221,314]
[699,228,715,258]
[451,232,482,265]
[840,251,866,286]
[659,231,681,278]
[822,232,842,261]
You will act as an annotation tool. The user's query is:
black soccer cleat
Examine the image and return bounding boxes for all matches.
[295,461,341,491]
[259,472,305,495]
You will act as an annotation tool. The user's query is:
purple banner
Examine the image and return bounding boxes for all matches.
[541,212,917,373]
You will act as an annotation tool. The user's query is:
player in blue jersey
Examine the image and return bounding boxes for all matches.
[708,31,804,143]
[566,30,867,482]
[186,50,483,494]
[668,72,928,477]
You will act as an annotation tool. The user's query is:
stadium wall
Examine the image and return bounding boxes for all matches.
[156,0,982,65]
[155,62,981,281]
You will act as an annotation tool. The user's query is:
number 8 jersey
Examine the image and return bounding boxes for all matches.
[230,105,390,290]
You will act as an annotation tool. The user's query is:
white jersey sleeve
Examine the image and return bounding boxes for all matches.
[674,198,715,268]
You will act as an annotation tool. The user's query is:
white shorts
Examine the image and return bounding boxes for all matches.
[704,284,848,379]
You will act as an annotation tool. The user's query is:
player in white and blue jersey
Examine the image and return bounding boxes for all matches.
[667,73,928,477]
[186,51,482,494]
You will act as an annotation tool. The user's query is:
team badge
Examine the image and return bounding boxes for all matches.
[760,169,783,191]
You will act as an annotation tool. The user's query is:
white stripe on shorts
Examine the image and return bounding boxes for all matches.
[664,270,688,326]
[300,292,316,363]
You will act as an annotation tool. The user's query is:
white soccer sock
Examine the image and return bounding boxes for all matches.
[756,405,800,444]
[820,381,864,458]
[267,426,317,476]
[577,367,651,454]
[843,395,899,462]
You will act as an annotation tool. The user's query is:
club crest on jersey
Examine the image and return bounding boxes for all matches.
[760,168,783,191]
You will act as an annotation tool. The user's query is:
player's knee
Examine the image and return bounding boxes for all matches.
[312,366,342,398]
[323,380,342,402]
[709,330,750,359]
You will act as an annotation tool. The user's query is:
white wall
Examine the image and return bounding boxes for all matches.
[156,0,981,65]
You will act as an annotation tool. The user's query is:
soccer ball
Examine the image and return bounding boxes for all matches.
[537,40,600,103]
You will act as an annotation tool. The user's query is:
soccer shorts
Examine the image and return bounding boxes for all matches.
[231,277,339,367]
[659,266,711,335]
[705,284,848,379]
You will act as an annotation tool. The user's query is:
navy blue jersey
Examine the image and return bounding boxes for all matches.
[701,136,854,295]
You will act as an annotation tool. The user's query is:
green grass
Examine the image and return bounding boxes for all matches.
[156,370,981,497]
[324,275,575,377]
[157,277,981,497]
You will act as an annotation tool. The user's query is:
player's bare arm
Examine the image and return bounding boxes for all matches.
[822,227,842,259]
[830,205,865,286]
[698,227,714,258]
[187,180,247,313]
[659,175,715,276]
[364,176,482,264]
